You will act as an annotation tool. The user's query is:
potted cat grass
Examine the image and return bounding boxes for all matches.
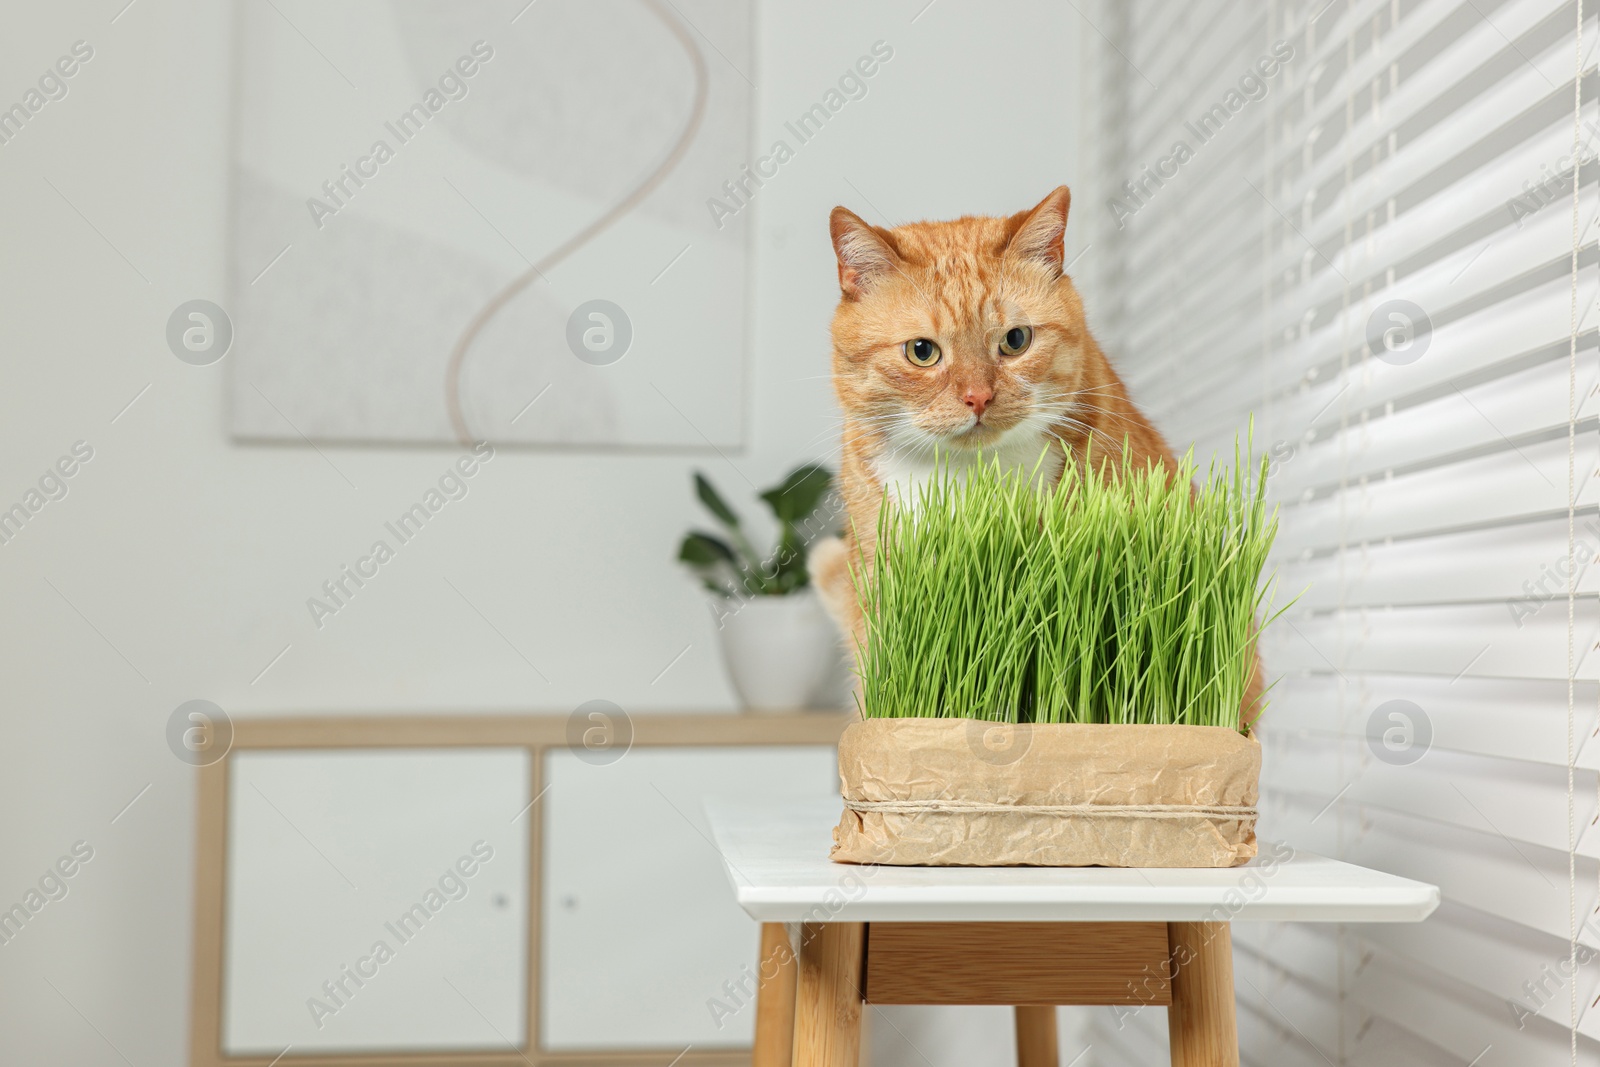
[832,443,1281,868]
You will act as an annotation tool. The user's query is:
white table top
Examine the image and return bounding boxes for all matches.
[707,798,1440,924]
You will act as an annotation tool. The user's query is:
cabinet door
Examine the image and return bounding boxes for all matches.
[540,744,837,1050]
[223,748,531,1054]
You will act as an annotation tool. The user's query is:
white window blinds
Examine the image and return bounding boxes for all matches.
[1080,0,1599,1063]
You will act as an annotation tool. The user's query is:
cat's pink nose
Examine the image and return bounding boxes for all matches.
[964,388,993,418]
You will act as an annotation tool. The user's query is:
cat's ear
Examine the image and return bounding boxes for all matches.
[1006,186,1072,274]
[830,207,900,299]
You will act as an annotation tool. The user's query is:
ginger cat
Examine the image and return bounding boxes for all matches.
[808,187,1262,720]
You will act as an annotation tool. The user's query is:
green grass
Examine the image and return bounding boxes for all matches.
[853,437,1281,732]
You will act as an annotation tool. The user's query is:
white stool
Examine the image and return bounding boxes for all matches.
[707,799,1439,1067]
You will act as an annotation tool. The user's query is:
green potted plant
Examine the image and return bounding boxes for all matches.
[678,464,840,712]
[832,442,1284,867]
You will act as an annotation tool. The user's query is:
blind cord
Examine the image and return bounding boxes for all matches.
[1339,11,1357,1063]
[1568,1,1583,1061]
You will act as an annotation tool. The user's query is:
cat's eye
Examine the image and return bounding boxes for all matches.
[904,338,942,367]
[999,326,1033,356]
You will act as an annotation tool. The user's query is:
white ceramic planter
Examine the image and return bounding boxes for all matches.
[712,589,840,712]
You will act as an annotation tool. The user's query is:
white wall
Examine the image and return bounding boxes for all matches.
[0,2,1084,1063]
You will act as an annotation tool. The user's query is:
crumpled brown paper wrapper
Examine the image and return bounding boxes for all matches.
[831,719,1260,868]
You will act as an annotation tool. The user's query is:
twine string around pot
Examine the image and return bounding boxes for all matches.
[842,798,1258,822]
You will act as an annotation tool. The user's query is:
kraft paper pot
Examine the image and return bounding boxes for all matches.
[831,719,1260,868]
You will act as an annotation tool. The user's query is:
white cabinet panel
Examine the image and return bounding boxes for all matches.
[541,744,837,1050]
[223,748,531,1055]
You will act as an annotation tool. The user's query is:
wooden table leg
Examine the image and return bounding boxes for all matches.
[1013,1006,1058,1067]
[793,922,864,1067]
[754,922,798,1067]
[1166,922,1239,1067]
